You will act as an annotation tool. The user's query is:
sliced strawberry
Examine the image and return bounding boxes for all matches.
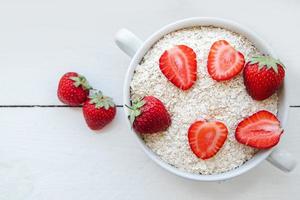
[235,110,283,149]
[159,45,197,90]
[207,40,245,81]
[188,120,228,160]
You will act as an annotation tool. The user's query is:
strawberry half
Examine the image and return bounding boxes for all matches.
[235,110,283,149]
[159,45,197,90]
[207,40,245,81]
[188,120,228,160]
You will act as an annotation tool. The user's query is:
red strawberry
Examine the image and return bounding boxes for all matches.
[82,91,116,130]
[188,120,228,160]
[127,96,171,134]
[207,40,245,81]
[235,110,283,149]
[57,72,91,105]
[159,45,197,90]
[243,56,285,100]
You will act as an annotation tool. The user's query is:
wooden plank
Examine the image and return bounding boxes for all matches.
[0,0,299,105]
[0,108,299,199]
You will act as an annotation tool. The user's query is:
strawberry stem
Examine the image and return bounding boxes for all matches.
[124,104,133,110]
[69,75,92,90]
[126,97,146,126]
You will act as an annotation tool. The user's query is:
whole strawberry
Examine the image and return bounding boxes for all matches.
[57,72,91,105]
[243,56,285,100]
[127,96,171,134]
[82,91,116,130]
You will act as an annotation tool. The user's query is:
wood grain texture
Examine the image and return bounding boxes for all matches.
[0,0,299,199]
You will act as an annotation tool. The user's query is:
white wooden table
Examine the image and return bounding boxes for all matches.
[0,0,299,199]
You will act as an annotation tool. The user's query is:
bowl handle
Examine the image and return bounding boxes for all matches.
[115,28,143,58]
[267,147,297,172]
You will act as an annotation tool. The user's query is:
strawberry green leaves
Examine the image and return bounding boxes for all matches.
[126,98,146,126]
[249,56,285,73]
[89,91,115,110]
[70,75,92,90]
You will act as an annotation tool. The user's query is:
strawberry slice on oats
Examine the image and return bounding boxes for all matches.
[159,45,197,90]
[188,120,228,159]
[235,110,283,149]
[207,40,245,81]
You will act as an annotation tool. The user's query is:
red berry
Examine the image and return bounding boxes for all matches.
[188,120,228,160]
[207,40,245,81]
[128,96,171,134]
[82,91,116,130]
[159,45,197,90]
[243,56,285,100]
[235,110,283,149]
[57,72,91,105]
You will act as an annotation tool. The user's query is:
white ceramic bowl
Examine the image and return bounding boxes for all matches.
[115,17,296,181]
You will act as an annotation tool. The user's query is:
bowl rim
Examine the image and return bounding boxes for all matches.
[122,17,286,181]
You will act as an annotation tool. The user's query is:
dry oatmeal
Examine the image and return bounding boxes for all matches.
[130,26,278,174]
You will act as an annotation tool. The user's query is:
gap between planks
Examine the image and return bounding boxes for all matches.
[0,105,299,108]
[0,105,123,108]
